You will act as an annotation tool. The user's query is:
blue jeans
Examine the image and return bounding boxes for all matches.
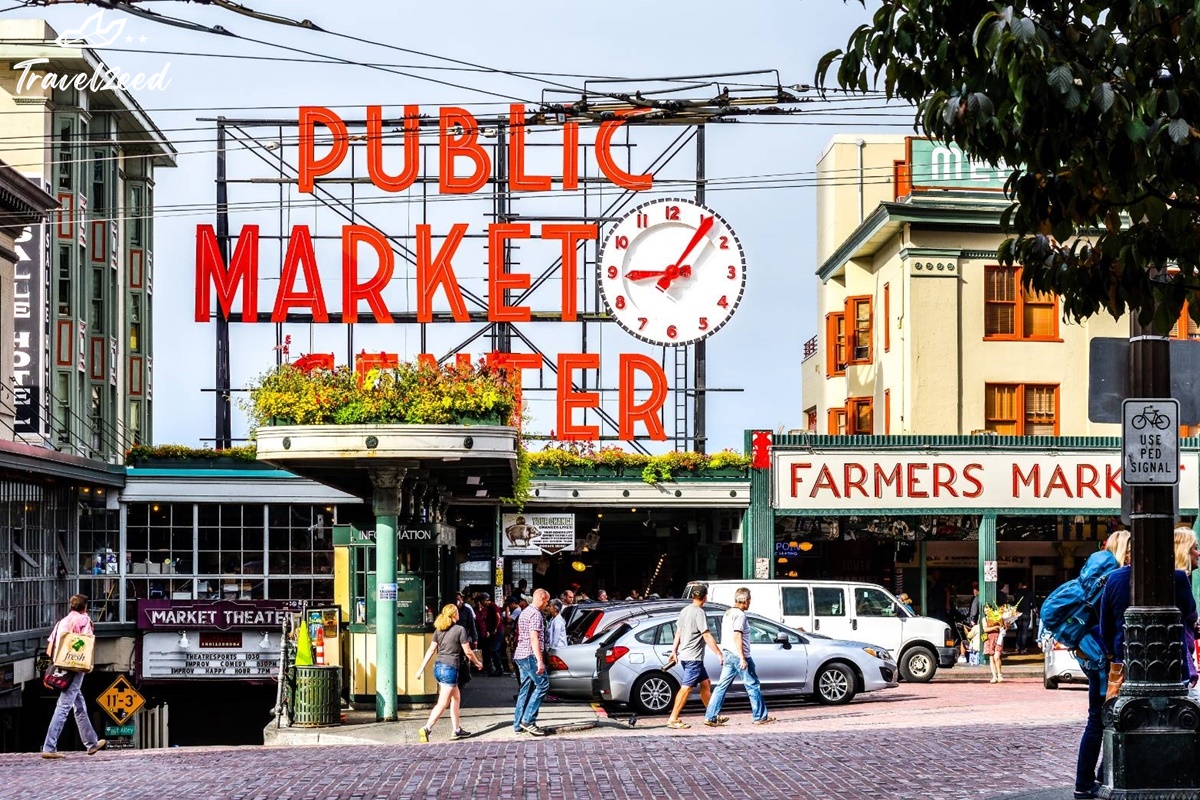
[706,651,767,722]
[1075,665,1107,792]
[43,670,99,753]
[513,655,549,730]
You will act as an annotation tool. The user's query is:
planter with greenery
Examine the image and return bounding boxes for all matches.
[528,444,749,484]
[125,444,262,468]
[245,360,520,429]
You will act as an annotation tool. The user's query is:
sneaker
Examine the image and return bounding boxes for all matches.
[521,723,548,737]
[452,728,471,739]
[512,726,523,734]
[86,740,107,756]
[667,720,691,730]
[40,752,64,760]
[703,718,725,728]
[418,727,430,743]
[715,715,729,724]
[1073,783,1101,800]
[752,716,777,725]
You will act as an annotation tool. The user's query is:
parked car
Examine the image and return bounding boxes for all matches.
[564,599,691,645]
[594,608,898,714]
[686,579,956,683]
[550,601,724,698]
[1043,637,1086,690]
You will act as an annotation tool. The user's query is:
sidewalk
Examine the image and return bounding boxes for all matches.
[263,672,614,747]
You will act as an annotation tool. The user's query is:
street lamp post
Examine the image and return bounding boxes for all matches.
[1102,316,1200,798]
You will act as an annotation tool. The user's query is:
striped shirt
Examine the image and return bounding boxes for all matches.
[512,605,545,660]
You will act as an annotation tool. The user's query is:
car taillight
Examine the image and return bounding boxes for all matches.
[944,627,955,647]
[548,655,569,671]
[604,645,629,665]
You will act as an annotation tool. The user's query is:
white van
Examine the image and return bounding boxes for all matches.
[684,579,957,682]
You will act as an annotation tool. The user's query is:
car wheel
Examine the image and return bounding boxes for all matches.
[630,672,678,716]
[899,646,937,683]
[814,662,857,705]
[1045,675,1059,690]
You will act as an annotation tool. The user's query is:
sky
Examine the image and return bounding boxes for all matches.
[13,0,914,454]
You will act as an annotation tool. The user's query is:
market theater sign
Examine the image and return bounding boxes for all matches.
[772,451,1200,511]
[194,105,670,441]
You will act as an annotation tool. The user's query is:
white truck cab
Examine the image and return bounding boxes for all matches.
[685,579,957,682]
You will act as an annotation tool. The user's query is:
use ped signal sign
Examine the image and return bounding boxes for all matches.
[1122,399,1180,486]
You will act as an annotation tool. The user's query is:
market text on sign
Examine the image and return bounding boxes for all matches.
[194,104,672,442]
[788,461,1124,500]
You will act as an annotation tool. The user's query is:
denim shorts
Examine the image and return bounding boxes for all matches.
[433,661,458,687]
[680,660,709,688]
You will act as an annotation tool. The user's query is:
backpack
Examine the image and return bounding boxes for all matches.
[1039,548,1119,667]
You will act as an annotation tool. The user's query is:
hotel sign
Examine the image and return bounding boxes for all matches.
[773,450,1200,512]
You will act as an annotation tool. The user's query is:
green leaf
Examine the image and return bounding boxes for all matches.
[1012,17,1036,43]
[1124,115,1149,143]
[1048,65,1073,94]
[1167,118,1190,145]
[1092,82,1114,113]
[973,11,999,52]
[968,92,995,122]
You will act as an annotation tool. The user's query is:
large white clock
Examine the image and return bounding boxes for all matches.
[597,197,746,346]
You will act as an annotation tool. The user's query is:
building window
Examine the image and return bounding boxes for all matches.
[57,245,71,316]
[827,407,847,435]
[805,407,817,432]
[847,397,873,435]
[56,118,73,191]
[883,283,890,353]
[984,266,1058,340]
[130,184,145,247]
[848,296,872,363]
[129,399,142,445]
[985,383,1059,435]
[1170,304,1200,340]
[825,312,847,377]
[130,294,142,353]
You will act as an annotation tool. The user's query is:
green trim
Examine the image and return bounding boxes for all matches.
[126,467,301,479]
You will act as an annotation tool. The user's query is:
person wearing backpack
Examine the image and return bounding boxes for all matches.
[1064,531,1126,799]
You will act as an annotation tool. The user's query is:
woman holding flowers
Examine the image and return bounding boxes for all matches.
[983,601,1020,683]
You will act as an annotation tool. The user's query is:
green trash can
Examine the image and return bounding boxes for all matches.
[291,665,342,727]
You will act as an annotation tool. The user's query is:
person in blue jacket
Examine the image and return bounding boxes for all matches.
[1088,529,1198,800]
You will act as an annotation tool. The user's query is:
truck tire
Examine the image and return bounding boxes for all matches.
[899,646,938,683]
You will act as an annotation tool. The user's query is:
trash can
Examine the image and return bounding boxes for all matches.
[291,665,342,727]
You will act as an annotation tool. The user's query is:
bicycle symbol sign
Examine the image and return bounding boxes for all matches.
[1122,399,1179,486]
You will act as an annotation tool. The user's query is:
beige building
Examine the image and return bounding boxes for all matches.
[0,19,175,458]
[801,133,1144,437]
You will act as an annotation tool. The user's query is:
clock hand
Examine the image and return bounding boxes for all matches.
[625,268,692,281]
[656,215,714,292]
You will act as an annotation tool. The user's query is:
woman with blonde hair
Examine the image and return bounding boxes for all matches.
[414,602,483,742]
[1174,527,1200,685]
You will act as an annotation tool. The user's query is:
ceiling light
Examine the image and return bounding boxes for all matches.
[466,476,482,485]
[571,561,587,572]
[475,489,488,497]
[799,542,814,552]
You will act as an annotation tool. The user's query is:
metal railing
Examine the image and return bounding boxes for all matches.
[802,335,819,361]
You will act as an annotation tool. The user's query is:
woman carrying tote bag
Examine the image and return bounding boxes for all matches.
[41,594,106,759]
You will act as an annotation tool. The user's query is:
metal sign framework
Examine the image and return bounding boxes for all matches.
[203,74,807,453]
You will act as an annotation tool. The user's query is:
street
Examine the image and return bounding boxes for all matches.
[4,676,1089,800]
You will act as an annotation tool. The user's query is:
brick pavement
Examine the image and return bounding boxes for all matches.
[2,722,1078,800]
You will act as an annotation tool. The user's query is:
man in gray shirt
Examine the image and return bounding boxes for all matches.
[665,584,724,729]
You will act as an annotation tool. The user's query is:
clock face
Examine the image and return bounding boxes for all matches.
[597,197,746,346]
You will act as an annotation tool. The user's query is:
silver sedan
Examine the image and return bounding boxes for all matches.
[595,610,899,715]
